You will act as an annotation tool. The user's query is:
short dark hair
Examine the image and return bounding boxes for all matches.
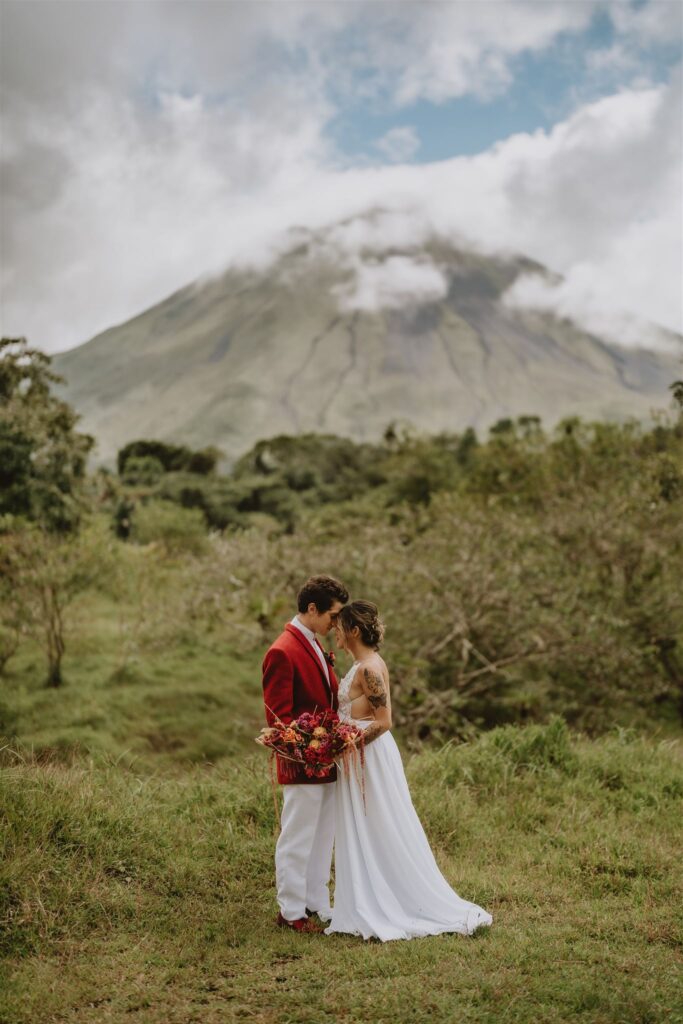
[297,575,349,614]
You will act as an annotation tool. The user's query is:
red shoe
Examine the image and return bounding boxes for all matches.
[276,912,322,933]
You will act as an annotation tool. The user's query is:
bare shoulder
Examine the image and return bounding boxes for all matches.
[357,654,389,687]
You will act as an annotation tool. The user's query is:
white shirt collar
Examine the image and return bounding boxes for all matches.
[291,615,318,645]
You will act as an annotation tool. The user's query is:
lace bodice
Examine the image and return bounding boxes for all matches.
[337,661,359,719]
[337,661,373,729]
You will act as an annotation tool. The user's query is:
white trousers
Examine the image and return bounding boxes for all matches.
[275,783,335,921]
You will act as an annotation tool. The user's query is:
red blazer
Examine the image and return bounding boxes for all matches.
[262,623,339,785]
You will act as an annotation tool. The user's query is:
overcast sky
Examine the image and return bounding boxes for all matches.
[1,0,682,353]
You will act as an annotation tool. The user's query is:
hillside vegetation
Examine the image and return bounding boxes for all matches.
[2,414,683,750]
[57,401,683,742]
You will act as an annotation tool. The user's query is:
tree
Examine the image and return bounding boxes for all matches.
[1,519,114,686]
[187,446,221,475]
[121,455,165,486]
[117,440,222,478]
[0,338,94,533]
[0,570,26,675]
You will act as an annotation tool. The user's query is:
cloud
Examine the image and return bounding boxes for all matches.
[334,255,448,312]
[292,75,681,344]
[585,42,640,77]
[375,126,420,163]
[317,208,435,256]
[608,0,683,46]
[0,1,681,353]
[502,271,680,352]
[387,1,597,105]
[2,0,595,117]
[583,2,682,96]
[0,58,335,351]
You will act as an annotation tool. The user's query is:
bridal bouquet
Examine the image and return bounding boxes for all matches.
[256,708,363,779]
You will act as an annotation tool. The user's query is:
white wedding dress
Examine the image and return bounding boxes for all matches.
[325,662,493,942]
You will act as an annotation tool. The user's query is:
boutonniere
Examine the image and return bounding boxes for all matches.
[323,649,336,668]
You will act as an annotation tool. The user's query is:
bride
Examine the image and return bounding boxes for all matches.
[325,600,493,942]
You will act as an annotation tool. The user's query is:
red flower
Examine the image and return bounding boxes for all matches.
[256,708,363,781]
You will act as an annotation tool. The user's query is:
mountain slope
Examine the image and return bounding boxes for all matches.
[54,232,682,465]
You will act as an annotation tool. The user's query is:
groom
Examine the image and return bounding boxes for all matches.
[262,574,348,933]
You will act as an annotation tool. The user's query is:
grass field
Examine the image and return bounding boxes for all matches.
[2,717,682,1024]
[1,557,682,1024]
[0,588,264,772]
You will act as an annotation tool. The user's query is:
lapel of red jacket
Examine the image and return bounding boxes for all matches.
[285,624,334,701]
[314,636,339,705]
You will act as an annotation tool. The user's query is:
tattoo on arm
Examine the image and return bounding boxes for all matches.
[360,666,389,744]
[363,668,387,708]
[363,722,383,745]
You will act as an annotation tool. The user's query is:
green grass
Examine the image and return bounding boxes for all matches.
[2,722,682,1024]
[0,590,264,771]
[2,561,682,1022]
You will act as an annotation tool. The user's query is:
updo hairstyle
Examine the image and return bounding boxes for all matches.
[338,600,385,650]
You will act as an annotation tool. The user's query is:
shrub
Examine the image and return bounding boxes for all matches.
[117,441,221,477]
[130,501,208,556]
[121,455,164,486]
